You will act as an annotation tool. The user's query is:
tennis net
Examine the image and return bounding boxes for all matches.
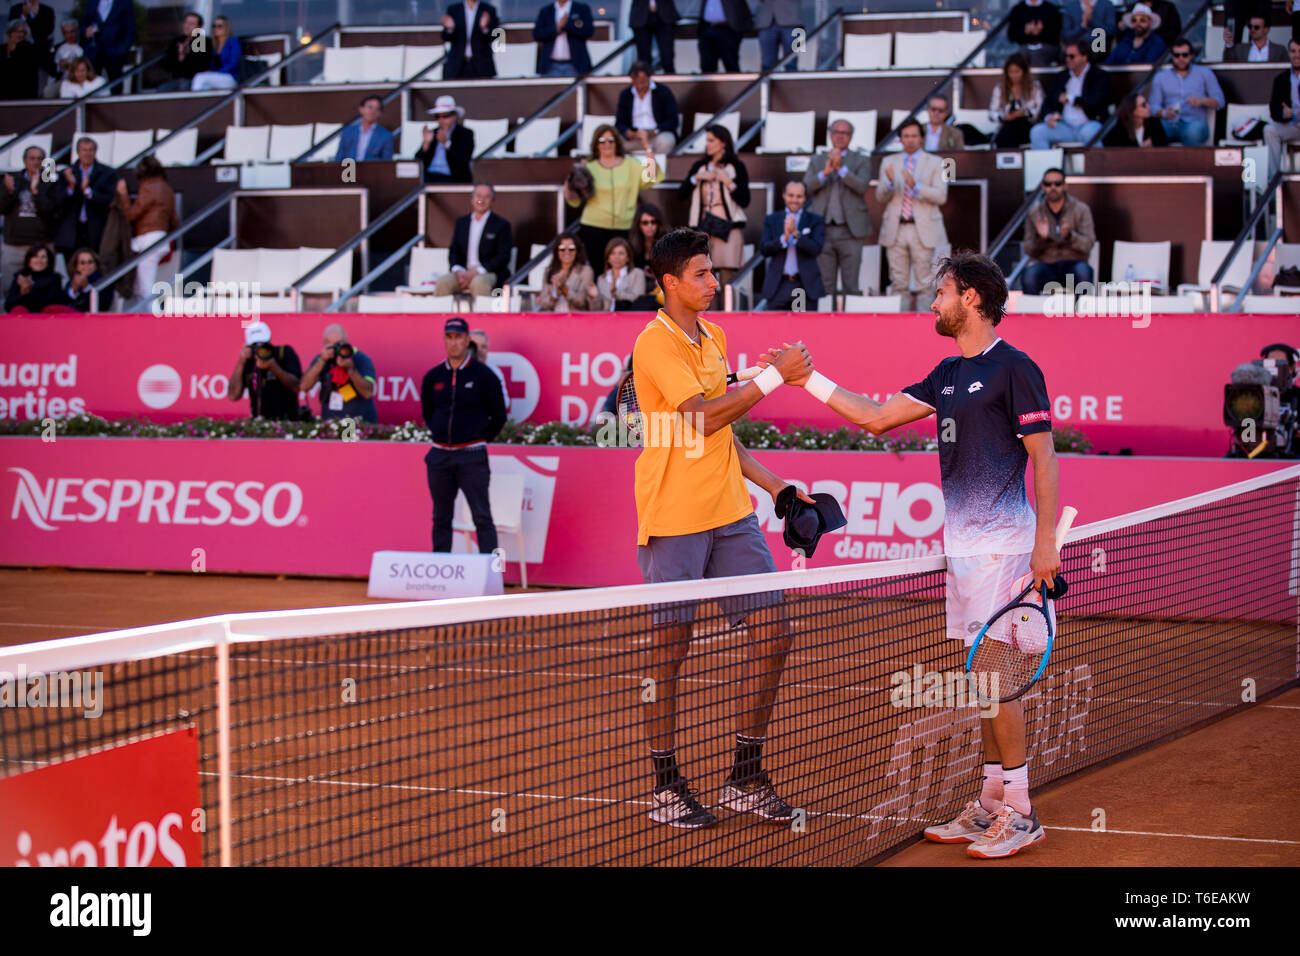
[2,465,1297,865]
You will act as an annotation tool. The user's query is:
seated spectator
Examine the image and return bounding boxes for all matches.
[1225,14,1287,63]
[536,236,595,311]
[989,53,1044,147]
[116,155,179,303]
[416,95,474,183]
[590,237,646,310]
[1107,4,1166,66]
[1145,0,1181,48]
[53,136,115,264]
[60,56,104,97]
[300,324,378,423]
[1061,0,1116,49]
[677,124,747,288]
[156,11,211,92]
[760,180,825,311]
[1149,39,1224,146]
[4,243,61,312]
[1030,41,1110,148]
[9,1,53,53]
[1021,168,1095,295]
[1,145,58,286]
[336,94,397,162]
[565,122,663,267]
[1264,38,1300,182]
[45,18,83,97]
[59,247,101,312]
[1103,93,1168,146]
[1009,0,1063,67]
[923,93,966,151]
[1,17,40,99]
[228,320,303,420]
[615,61,679,154]
[434,183,513,298]
[81,0,134,82]
[190,15,240,90]
[533,0,595,76]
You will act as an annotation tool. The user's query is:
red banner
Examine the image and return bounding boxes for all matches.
[5,312,1297,455]
[0,727,202,867]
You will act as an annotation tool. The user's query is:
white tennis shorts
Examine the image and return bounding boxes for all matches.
[945,553,1046,647]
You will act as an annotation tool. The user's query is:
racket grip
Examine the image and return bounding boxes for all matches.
[731,365,763,382]
[1054,506,1077,552]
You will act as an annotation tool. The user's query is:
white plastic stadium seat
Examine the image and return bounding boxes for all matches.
[454,473,527,588]
[681,112,741,154]
[211,248,260,286]
[1222,104,1270,146]
[760,111,815,154]
[220,125,270,163]
[826,110,877,153]
[952,107,997,138]
[111,129,154,167]
[308,123,342,161]
[515,243,551,295]
[318,46,363,83]
[494,43,536,78]
[466,293,520,313]
[1023,148,1064,193]
[1111,240,1171,292]
[1,132,52,169]
[398,247,451,292]
[254,248,299,294]
[464,118,510,158]
[512,116,562,157]
[402,46,441,79]
[268,124,314,162]
[399,120,431,159]
[841,294,907,312]
[858,245,883,295]
[153,128,198,166]
[894,30,986,68]
[586,40,623,75]
[358,293,456,312]
[360,46,402,81]
[296,247,352,297]
[1007,292,1051,314]
[841,32,891,69]
[1176,239,1254,304]
[1241,294,1300,313]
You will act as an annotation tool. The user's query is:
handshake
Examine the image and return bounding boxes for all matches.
[742,342,838,403]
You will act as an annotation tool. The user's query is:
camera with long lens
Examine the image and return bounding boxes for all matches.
[253,342,274,361]
[1225,343,1299,459]
[331,342,355,361]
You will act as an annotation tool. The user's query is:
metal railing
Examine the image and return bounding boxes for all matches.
[1225,169,1287,312]
[724,249,767,311]
[327,235,424,311]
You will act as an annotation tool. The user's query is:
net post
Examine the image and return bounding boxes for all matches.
[216,621,233,868]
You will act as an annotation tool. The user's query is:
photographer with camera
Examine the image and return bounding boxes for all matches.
[1225,343,1300,459]
[227,321,302,420]
[300,323,378,423]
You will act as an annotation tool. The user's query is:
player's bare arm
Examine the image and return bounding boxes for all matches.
[1024,431,1061,590]
[732,436,816,505]
[677,344,811,436]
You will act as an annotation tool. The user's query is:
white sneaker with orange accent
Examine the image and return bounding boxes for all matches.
[923,801,996,843]
[966,805,1045,859]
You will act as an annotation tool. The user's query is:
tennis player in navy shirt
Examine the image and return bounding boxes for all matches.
[774,250,1061,858]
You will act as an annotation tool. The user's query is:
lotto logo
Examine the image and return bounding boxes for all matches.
[967,382,983,393]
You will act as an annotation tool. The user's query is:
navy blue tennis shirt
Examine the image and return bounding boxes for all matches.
[902,338,1052,557]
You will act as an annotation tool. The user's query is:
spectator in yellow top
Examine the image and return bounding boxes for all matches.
[564,122,664,269]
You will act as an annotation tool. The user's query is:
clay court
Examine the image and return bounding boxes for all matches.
[3,566,1297,867]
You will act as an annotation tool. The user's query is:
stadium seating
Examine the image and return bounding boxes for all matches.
[759,111,816,154]
[0,133,52,168]
[825,109,877,152]
[680,112,741,154]
[893,30,986,68]
[841,33,892,69]
[1176,239,1256,306]
[1111,241,1172,292]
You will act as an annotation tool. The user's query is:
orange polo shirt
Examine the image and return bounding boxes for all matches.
[632,311,753,545]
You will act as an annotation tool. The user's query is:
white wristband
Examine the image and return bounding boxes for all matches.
[753,364,784,396]
[804,371,837,404]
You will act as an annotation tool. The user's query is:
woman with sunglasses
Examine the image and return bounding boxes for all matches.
[591,237,646,311]
[628,201,668,308]
[564,122,664,268]
[537,236,595,311]
[678,123,750,293]
[1103,93,1168,147]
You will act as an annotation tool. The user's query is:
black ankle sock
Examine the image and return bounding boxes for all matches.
[651,749,680,791]
[729,734,764,782]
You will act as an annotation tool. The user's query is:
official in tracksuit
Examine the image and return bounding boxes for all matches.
[421,316,508,554]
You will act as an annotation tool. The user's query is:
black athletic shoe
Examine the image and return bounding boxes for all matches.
[649,783,719,829]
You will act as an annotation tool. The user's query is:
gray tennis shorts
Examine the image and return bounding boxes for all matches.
[637,513,782,627]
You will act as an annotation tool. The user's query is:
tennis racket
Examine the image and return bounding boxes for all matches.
[964,506,1078,704]
[615,365,763,436]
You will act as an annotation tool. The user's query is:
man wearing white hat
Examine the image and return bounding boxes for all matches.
[416,95,475,184]
[335,95,396,162]
[227,321,303,420]
[1106,3,1167,65]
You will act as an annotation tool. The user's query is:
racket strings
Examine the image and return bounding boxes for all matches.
[970,606,1051,701]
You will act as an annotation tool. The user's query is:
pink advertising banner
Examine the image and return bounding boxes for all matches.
[4,312,1297,455]
[0,437,1289,587]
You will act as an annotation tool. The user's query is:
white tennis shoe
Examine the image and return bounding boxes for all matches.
[966,805,1046,859]
[923,801,996,843]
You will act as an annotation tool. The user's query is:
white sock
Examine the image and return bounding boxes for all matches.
[979,762,1003,813]
[1002,762,1031,816]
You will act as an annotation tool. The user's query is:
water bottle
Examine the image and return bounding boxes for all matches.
[1125,263,1135,284]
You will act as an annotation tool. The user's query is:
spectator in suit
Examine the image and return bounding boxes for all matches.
[877,119,949,308]
[155,10,210,91]
[435,184,513,298]
[1223,0,1270,48]
[4,243,61,312]
[1,145,57,284]
[757,0,802,72]
[1021,168,1096,295]
[190,15,241,91]
[923,93,966,151]
[1264,38,1300,182]
[589,236,647,309]
[58,247,101,312]
[470,328,510,412]
[336,95,397,162]
[533,0,595,76]
[1030,41,1110,147]
[760,181,825,310]
[1145,0,1181,48]
[537,235,596,311]
[1225,14,1288,62]
[616,61,679,153]
[53,136,115,263]
[116,155,178,302]
[300,324,378,423]
[1009,0,1063,67]
[1061,0,1116,49]
[1103,92,1169,146]
[989,53,1044,147]
[565,121,663,268]
[699,0,751,74]
[80,0,134,82]
[442,0,499,79]
[59,55,104,97]
[1107,3,1166,65]
[678,123,748,289]
[9,1,52,51]
[803,118,873,297]
[1,17,40,98]
[1148,39,1224,146]
[416,95,475,183]
[630,0,676,74]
